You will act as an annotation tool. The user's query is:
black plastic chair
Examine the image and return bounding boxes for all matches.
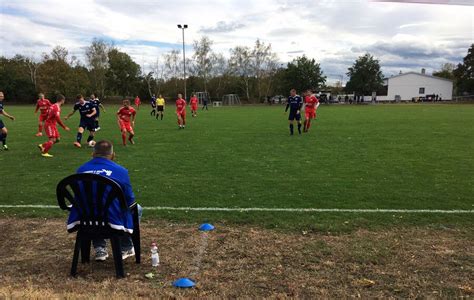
[56,173,141,278]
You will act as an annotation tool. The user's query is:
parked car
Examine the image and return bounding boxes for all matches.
[271,95,286,104]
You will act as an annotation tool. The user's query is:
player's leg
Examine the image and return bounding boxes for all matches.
[288,119,294,135]
[297,114,302,134]
[161,110,164,120]
[95,118,101,132]
[41,137,56,156]
[177,113,182,128]
[74,126,85,147]
[87,131,95,143]
[39,125,56,157]
[36,116,44,136]
[0,124,8,150]
[121,128,127,145]
[182,113,186,127]
[128,128,135,145]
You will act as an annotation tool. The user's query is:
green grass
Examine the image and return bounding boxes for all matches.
[0,103,473,231]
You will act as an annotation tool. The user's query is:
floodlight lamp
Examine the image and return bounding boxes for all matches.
[184,24,188,28]
[177,24,182,28]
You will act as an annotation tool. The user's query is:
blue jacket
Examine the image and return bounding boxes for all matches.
[67,157,136,233]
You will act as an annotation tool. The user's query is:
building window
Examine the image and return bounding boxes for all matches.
[419,87,425,94]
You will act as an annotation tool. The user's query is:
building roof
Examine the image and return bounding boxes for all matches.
[385,72,453,83]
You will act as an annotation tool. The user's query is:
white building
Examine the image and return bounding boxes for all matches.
[381,70,453,101]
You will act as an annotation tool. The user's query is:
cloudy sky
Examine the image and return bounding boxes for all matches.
[0,0,472,83]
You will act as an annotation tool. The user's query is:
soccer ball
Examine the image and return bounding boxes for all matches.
[88,140,96,148]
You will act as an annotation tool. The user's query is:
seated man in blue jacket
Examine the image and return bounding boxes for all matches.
[67,140,142,261]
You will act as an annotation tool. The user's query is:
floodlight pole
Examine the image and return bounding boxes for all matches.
[177,24,188,100]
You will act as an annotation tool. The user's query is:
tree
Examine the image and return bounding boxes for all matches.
[37,46,73,97]
[86,39,110,98]
[0,55,37,102]
[433,63,455,80]
[208,53,229,100]
[282,55,326,94]
[229,46,253,101]
[51,46,68,62]
[192,36,214,92]
[346,53,384,96]
[163,49,181,92]
[251,39,279,101]
[106,49,141,97]
[453,44,474,95]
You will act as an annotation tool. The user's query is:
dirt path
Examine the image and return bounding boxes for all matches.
[0,218,472,298]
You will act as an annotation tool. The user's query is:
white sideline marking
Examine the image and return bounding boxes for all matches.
[0,205,473,214]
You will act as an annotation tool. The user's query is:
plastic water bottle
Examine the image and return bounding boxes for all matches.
[151,242,160,267]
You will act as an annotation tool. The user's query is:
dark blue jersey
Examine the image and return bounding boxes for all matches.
[285,95,302,113]
[90,99,102,117]
[73,101,96,120]
[0,101,3,114]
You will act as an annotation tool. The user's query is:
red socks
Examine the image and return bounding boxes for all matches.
[122,132,127,145]
[42,141,53,153]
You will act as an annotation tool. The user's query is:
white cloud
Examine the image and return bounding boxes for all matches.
[0,0,472,81]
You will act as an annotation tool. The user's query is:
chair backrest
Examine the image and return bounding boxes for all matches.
[57,173,128,231]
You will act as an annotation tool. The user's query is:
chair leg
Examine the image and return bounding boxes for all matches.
[132,210,141,264]
[110,236,125,278]
[81,238,91,263]
[132,231,141,264]
[71,233,81,277]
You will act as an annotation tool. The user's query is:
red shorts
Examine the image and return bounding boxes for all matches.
[119,121,133,132]
[191,105,198,111]
[39,114,48,122]
[176,111,186,118]
[305,109,316,119]
[45,123,59,139]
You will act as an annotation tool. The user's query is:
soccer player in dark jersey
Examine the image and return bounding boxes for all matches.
[117,99,137,146]
[34,93,52,137]
[65,94,97,148]
[90,94,105,131]
[37,94,70,157]
[176,93,187,129]
[150,94,157,116]
[303,89,320,133]
[285,89,303,135]
[0,91,16,150]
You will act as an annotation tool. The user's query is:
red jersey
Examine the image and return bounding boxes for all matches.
[190,97,198,107]
[45,103,66,128]
[176,98,187,112]
[36,99,52,116]
[134,97,141,105]
[117,106,136,123]
[305,95,319,111]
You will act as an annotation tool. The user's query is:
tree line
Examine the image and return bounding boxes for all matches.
[1,37,472,103]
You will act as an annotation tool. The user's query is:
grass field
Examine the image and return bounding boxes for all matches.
[0,103,473,231]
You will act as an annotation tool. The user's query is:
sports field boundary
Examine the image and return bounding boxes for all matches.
[0,205,473,214]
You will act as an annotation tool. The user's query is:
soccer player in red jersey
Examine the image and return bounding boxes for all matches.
[303,89,320,133]
[37,94,70,157]
[175,93,187,129]
[117,99,137,146]
[34,93,52,136]
[134,96,141,110]
[190,93,199,117]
